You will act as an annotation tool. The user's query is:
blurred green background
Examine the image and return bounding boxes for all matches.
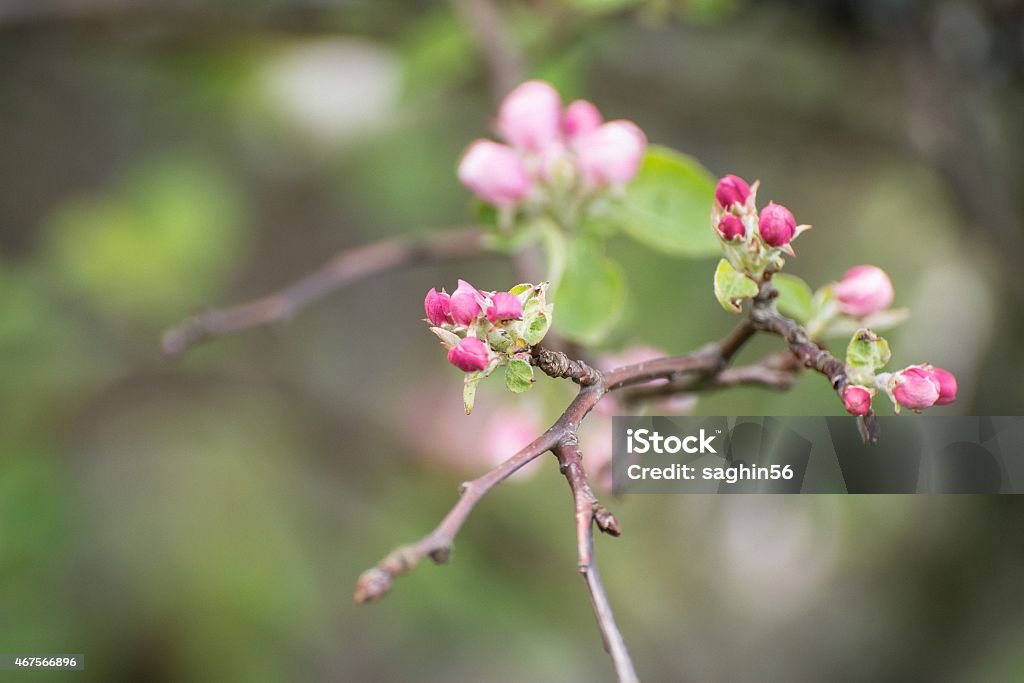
[2,0,1024,681]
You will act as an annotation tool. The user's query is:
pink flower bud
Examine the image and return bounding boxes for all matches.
[715,174,751,208]
[893,365,940,411]
[842,385,872,416]
[449,279,483,326]
[457,140,532,207]
[486,291,523,322]
[834,265,895,318]
[424,288,451,326]
[497,80,562,152]
[574,120,647,187]
[758,202,797,247]
[717,214,745,241]
[930,367,958,405]
[563,100,603,139]
[447,336,490,373]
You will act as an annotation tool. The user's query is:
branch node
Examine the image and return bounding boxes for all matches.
[354,567,394,604]
[532,347,603,386]
[593,504,622,537]
[429,546,453,564]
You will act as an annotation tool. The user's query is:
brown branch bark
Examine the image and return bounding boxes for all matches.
[162,227,487,358]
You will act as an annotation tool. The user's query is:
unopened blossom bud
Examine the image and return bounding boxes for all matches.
[563,100,603,139]
[447,336,490,372]
[893,365,940,411]
[717,214,745,241]
[497,80,562,152]
[758,202,797,247]
[714,174,751,208]
[834,265,895,318]
[449,279,483,326]
[486,291,523,322]
[842,385,872,416]
[574,120,647,187]
[424,288,451,326]
[457,140,532,207]
[930,367,958,405]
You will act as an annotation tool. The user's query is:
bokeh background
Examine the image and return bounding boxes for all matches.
[3,0,1024,681]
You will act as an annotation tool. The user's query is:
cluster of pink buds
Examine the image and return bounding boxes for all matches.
[457,80,647,214]
[844,365,958,416]
[424,280,554,413]
[841,328,958,416]
[711,174,810,279]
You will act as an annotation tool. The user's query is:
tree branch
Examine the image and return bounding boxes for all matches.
[162,227,487,358]
[356,287,881,681]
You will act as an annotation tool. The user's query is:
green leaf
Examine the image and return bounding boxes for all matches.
[508,283,534,297]
[845,329,891,376]
[522,312,551,346]
[611,145,719,257]
[714,259,759,313]
[538,218,568,290]
[772,273,814,324]
[553,238,625,345]
[463,374,482,415]
[505,359,535,393]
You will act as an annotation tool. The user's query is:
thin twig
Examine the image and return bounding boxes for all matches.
[162,226,487,357]
[355,424,559,603]
[451,0,526,101]
[554,441,637,683]
[622,352,799,405]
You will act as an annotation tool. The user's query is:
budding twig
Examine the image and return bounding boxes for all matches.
[751,282,881,443]
[356,321,761,682]
[357,295,879,612]
[162,227,487,357]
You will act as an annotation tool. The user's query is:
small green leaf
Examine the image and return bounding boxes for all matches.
[714,259,759,313]
[523,312,551,346]
[845,328,891,376]
[430,326,461,349]
[508,283,534,297]
[505,359,535,393]
[463,374,482,414]
[611,145,719,258]
[553,238,625,345]
[772,273,814,324]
